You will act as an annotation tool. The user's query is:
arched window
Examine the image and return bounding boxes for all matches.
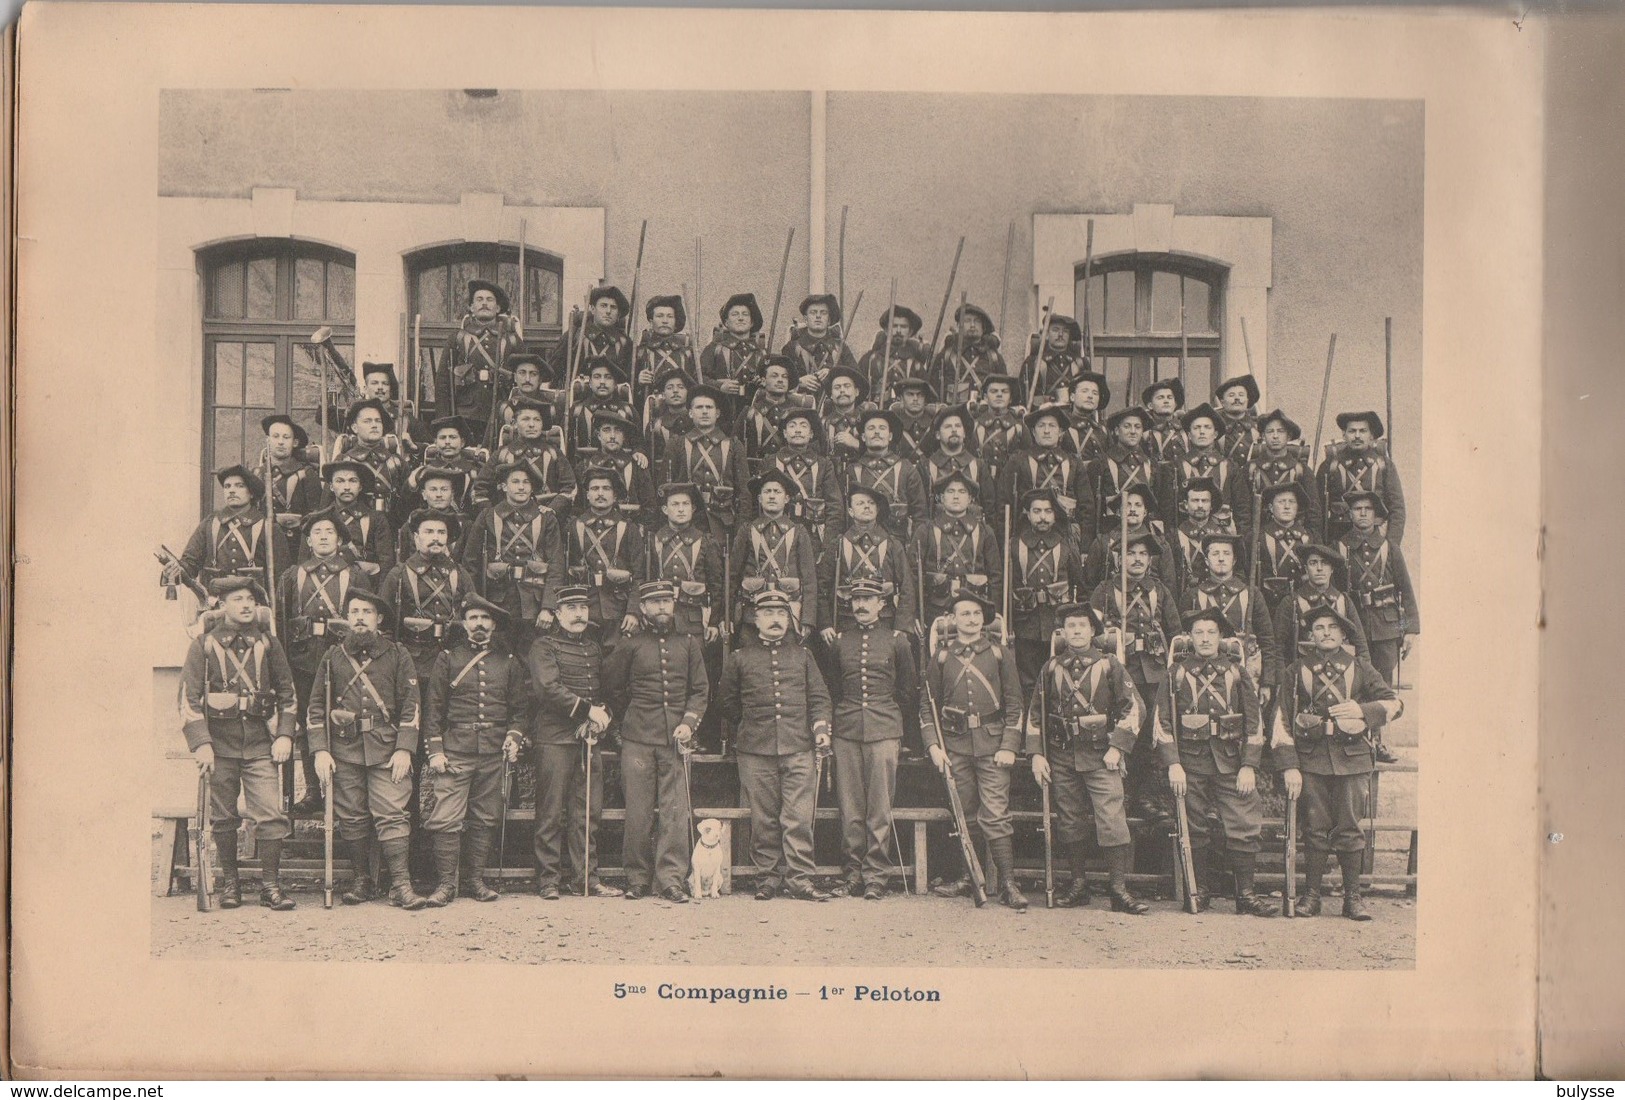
[1075,254,1225,406]
[199,240,355,511]
[407,242,563,413]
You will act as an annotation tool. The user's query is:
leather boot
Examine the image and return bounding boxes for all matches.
[930,835,979,898]
[1057,844,1092,908]
[257,839,297,910]
[340,837,377,905]
[1231,850,1276,917]
[1105,843,1149,914]
[1188,845,1213,912]
[461,824,500,902]
[1339,851,1372,921]
[1297,848,1327,916]
[979,836,1000,898]
[382,838,428,910]
[215,831,242,909]
[424,831,460,907]
[991,838,1027,911]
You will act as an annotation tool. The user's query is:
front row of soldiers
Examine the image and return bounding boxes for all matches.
[181,548,1399,919]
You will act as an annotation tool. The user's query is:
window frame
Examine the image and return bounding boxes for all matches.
[1075,252,1226,404]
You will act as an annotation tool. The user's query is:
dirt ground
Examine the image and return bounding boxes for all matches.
[152,887,1414,969]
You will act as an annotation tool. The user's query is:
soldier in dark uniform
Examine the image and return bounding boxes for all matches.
[461,463,563,648]
[817,484,918,638]
[1081,484,1176,594]
[913,473,1001,630]
[404,416,483,519]
[1274,544,1371,664]
[553,286,633,395]
[1090,531,1183,825]
[783,293,858,396]
[1087,406,1158,548]
[1009,488,1087,699]
[1246,408,1323,541]
[1335,490,1418,688]
[1169,478,1235,598]
[734,356,812,473]
[562,469,646,636]
[576,412,656,527]
[1062,372,1111,463]
[919,405,995,523]
[170,465,289,589]
[420,593,528,906]
[360,361,428,456]
[719,589,835,901]
[731,469,820,637]
[492,353,553,450]
[634,294,699,391]
[1271,604,1401,920]
[261,414,322,538]
[527,584,622,899]
[380,512,469,678]
[1162,403,1250,536]
[1141,379,1189,466]
[921,591,1028,910]
[818,365,875,480]
[829,578,918,899]
[858,305,930,405]
[1005,405,1091,544]
[479,398,576,515]
[602,581,710,902]
[1183,532,1282,701]
[1022,314,1084,407]
[277,507,363,813]
[1319,411,1407,545]
[1213,374,1261,469]
[971,374,1028,483]
[930,304,1007,407]
[890,377,940,465]
[661,384,751,539]
[644,367,693,466]
[179,575,300,910]
[646,482,724,643]
[846,409,929,542]
[566,358,637,458]
[307,589,427,910]
[439,280,520,446]
[767,407,839,545]
[323,460,396,582]
[1026,602,1148,913]
[395,469,468,563]
[1154,607,1275,916]
[1255,482,1316,610]
[330,399,407,521]
[700,292,767,407]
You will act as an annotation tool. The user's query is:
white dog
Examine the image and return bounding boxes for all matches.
[689,818,727,899]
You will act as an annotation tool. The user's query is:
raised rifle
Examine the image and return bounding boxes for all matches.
[926,236,966,361]
[323,671,334,909]
[998,220,1015,341]
[1082,219,1096,366]
[155,545,209,603]
[1282,787,1298,917]
[880,278,898,402]
[1028,296,1055,407]
[626,219,649,347]
[1000,503,1013,645]
[920,636,988,905]
[1038,674,1055,908]
[1167,635,1202,913]
[1311,333,1338,458]
[837,204,848,323]
[953,290,968,404]
[765,228,795,354]
[264,450,291,817]
[194,768,212,912]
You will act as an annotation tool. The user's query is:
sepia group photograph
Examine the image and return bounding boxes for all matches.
[11,2,1552,1081]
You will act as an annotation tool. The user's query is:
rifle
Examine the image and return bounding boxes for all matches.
[1240,315,1257,374]
[927,236,966,360]
[194,768,212,912]
[1000,503,1013,645]
[1178,276,1188,386]
[1167,636,1201,913]
[953,290,968,403]
[497,753,513,885]
[562,304,584,457]
[323,673,334,909]
[1282,789,1298,917]
[1386,316,1410,691]
[1038,675,1054,909]
[1082,219,1096,366]
[1028,296,1054,407]
[765,228,795,354]
[517,219,528,343]
[837,204,849,323]
[919,604,988,909]
[626,219,649,347]
[1117,475,1129,667]
[880,277,898,402]
[693,238,704,386]
[264,451,292,816]
[720,541,733,757]
[1311,333,1338,458]
[998,220,1015,340]
[411,314,424,425]
[155,545,209,603]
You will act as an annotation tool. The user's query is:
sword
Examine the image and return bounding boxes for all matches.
[583,727,595,898]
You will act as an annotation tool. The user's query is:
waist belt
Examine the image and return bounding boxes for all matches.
[204,691,275,720]
[1180,713,1244,741]
[1060,713,1110,744]
[1361,584,1399,609]
[941,706,1001,732]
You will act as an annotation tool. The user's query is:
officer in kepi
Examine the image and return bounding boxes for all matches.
[1271,604,1401,921]
[179,575,301,911]
[421,594,529,906]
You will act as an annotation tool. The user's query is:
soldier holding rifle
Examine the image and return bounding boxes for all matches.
[575,413,656,527]
[858,305,930,405]
[766,408,840,545]
[1247,408,1323,542]
[931,303,1007,407]
[551,286,633,398]
[784,293,857,395]
[330,399,407,520]
[971,374,1027,483]
[734,356,813,470]
[1271,604,1400,921]
[561,469,645,637]
[322,461,396,579]
[528,585,621,899]
[919,406,994,523]
[461,463,564,651]
[1008,488,1087,699]
[440,279,521,446]
[261,414,322,535]
[700,292,768,406]
[635,295,699,390]
[179,575,301,911]
[1023,313,1085,407]
[1335,491,1418,689]
[478,399,576,515]
[1061,373,1110,463]
[360,362,427,456]
[818,484,917,637]
[1213,374,1262,469]
[1154,608,1275,916]
[912,473,1001,629]
[921,591,1028,911]
[1004,406,1090,545]
[1140,379,1190,466]
[1026,602,1148,913]
[662,384,751,539]
[730,469,819,639]
[167,465,290,590]
[1319,411,1407,546]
